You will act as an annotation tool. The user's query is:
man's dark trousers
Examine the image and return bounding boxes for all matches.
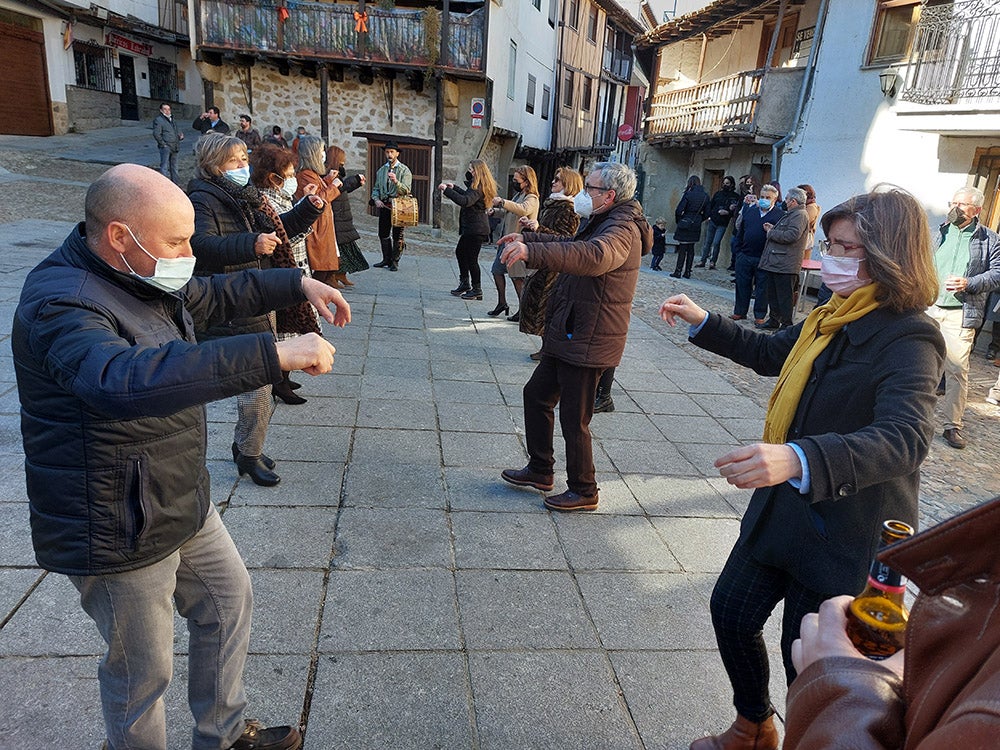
[377,206,405,265]
[523,356,602,497]
[765,271,798,326]
[734,253,768,320]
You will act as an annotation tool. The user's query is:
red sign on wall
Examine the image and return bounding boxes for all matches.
[617,123,635,141]
[105,31,153,57]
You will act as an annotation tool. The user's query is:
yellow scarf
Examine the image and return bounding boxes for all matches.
[762,284,881,444]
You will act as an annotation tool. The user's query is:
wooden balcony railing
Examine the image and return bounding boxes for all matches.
[645,69,763,139]
[903,0,1000,105]
[197,0,485,75]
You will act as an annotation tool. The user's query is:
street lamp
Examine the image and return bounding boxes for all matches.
[879,67,898,98]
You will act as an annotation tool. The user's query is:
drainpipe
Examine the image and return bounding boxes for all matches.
[771,0,831,182]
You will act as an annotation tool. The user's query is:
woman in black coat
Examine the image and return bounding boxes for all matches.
[439,159,498,300]
[325,145,370,286]
[188,133,325,486]
[659,186,945,750]
[670,175,709,278]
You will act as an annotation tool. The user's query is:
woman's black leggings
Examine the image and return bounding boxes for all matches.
[456,234,486,288]
[709,541,831,722]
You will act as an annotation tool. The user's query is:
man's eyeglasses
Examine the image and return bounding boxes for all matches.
[819,239,867,257]
[584,183,611,193]
[948,201,976,209]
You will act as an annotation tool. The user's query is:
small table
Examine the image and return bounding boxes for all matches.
[798,259,822,312]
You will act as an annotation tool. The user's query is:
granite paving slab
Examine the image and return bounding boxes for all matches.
[622,475,740,518]
[222,506,338,569]
[332,507,452,569]
[552,514,682,572]
[306,652,474,750]
[576,572,716,650]
[450,510,564,570]
[342,462,447,509]
[469,650,642,750]
[320,569,461,651]
[456,570,598,649]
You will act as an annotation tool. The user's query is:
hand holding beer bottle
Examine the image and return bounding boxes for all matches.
[844,520,915,660]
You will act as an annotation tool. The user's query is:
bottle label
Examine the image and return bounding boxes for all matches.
[868,560,905,594]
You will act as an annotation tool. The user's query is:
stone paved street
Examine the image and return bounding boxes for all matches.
[0,125,997,749]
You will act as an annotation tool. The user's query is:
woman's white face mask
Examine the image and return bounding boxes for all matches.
[820,254,871,296]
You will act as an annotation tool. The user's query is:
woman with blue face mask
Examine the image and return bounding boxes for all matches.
[188,133,326,486]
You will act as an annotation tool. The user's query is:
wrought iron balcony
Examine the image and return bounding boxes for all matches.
[196,0,485,76]
[902,0,1000,105]
[644,67,805,146]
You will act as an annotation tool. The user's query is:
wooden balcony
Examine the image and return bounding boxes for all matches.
[644,67,804,147]
[196,0,485,76]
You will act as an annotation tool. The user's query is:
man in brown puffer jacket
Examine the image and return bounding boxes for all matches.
[497,162,652,512]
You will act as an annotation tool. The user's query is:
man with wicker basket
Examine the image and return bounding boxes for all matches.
[371,141,414,272]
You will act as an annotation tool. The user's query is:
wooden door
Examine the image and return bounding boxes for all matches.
[0,22,52,135]
[119,54,139,121]
[366,140,432,224]
[973,147,1000,231]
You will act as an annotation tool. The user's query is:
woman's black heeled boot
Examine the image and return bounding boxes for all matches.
[451,280,471,296]
[487,302,509,317]
[461,287,483,300]
[236,454,281,487]
[232,442,275,470]
[274,372,307,405]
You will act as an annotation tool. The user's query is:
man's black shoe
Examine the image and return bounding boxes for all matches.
[230,720,302,750]
[373,260,389,268]
[755,319,780,330]
[388,263,398,271]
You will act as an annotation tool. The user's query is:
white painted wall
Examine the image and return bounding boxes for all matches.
[777,0,989,223]
[486,0,557,149]
[2,0,200,118]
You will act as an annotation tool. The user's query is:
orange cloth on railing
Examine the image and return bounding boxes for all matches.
[278,5,289,21]
[354,10,368,32]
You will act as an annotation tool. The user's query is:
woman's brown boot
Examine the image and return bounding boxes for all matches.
[335,271,354,287]
[689,715,779,750]
[315,270,342,288]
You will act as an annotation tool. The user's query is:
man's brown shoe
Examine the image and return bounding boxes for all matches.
[689,714,779,750]
[230,719,302,750]
[943,427,967,449]
[501,466,554,492]
[544,490,599,512]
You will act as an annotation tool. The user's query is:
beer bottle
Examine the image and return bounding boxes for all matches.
[845,519,915,660]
